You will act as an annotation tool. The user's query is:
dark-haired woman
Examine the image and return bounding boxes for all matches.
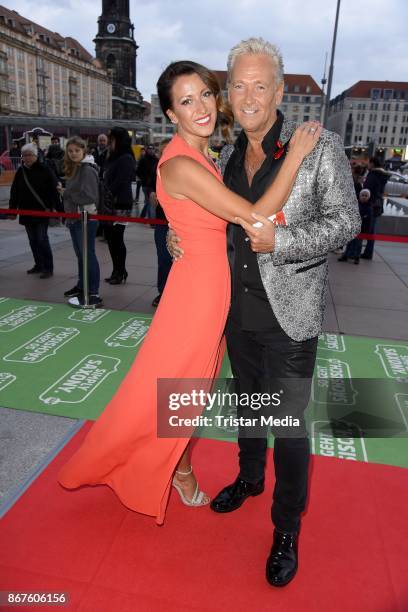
[59,61,321,524]
[103,127,136,284]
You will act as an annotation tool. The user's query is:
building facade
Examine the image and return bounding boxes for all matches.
[328,81,408,160]
[94,0,144,120]
[150,71,323,144]
[0,5,112,119]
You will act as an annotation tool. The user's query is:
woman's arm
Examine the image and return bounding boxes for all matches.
[160,123,321,224]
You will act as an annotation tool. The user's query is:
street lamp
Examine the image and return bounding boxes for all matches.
[323,0,342,128]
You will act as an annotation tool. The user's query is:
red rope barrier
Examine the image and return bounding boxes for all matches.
[2,210,408,242]
[4,209,168,225]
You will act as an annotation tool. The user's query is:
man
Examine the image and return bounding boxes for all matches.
[137,145,158,219]
[148,139,173,307]
[94,133,109,180]
[360,156,389,260]
[9,143,59,278]
[169,37,360,587]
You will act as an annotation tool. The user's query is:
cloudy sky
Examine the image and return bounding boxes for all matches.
[4,0,408,101]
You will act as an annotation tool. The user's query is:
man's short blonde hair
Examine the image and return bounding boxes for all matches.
[227,37,284,85]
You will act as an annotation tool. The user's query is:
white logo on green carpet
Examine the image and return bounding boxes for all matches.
[68,309,110,324]
[311,420,368,461]
[375,345,408,380]
[105,318,149,348]
[0,305,52,332]
[312,358,357,405]
[4,327,79,363]
[318,333,346,352]
[0,297,9,304]
[395,394,408,431]
[0,372,16,391]
[39,354,120,405]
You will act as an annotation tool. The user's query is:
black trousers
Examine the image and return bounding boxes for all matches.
[154,225,172,295]
[225,317,318,533]
[103,223,127,275]
[24,220,53,273]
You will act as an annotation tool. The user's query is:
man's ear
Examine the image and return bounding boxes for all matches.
[275,81,284,106]
[167,110,177,125]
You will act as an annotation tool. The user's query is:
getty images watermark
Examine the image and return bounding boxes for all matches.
[157,379,304,438]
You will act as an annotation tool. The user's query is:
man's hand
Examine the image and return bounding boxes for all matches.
[149,192,158,208]
[166,227,184,261]
[235,212,276,253]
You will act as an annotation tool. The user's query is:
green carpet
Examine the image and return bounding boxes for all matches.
[0,298,407,469]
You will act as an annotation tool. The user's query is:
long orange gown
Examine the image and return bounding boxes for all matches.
[58,134,231,524]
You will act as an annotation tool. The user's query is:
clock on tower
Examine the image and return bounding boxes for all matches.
[94,0,144,120]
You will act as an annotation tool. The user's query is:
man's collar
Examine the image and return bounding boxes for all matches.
[234,109,286,157]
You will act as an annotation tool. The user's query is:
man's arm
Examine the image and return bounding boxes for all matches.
[272,132,361,265]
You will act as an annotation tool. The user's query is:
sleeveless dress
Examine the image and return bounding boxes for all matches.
[58,134,230,524]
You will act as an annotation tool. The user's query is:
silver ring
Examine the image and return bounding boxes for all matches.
[309,127,316,134]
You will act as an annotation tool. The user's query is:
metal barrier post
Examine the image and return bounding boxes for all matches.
[81,209,90,308]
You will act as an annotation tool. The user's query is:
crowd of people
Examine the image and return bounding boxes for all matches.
[7,133,172,308]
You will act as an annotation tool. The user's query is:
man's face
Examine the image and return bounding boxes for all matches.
[98,135,108,149]
[228,54,284,138]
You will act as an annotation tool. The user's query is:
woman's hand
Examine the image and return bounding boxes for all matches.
[287,121,322,163]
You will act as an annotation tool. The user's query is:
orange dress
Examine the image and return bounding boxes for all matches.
[58,134,230,524]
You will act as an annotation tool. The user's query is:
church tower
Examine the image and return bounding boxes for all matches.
[94,0,144,120]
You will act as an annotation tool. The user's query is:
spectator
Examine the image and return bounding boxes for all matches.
[360,157,389,260]
[8,141,21,170]
[51,136,60,146]
[103,127,136,285]
[45,143,65,183]
[134,147,144,204]
[338,188,371,264]
[137,145,158,219]
[94,133,109,180]
[31,135,45,162]
[61,136,102,307]
[9,143,58,278]
[149,139,172,307]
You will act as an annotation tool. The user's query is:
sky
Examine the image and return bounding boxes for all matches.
[4,0,408,101]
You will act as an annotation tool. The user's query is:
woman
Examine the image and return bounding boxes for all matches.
[9,143,57,278]
[58,61,320,523]
[103,127,136,285]
[61,136,102,307]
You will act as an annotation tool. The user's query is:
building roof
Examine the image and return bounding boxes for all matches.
[212,70,322,94]
[340,80,408,99]
[284,74,323,95]
[0,5,93,63]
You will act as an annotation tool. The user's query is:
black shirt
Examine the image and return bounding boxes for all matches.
[224,111,287,331]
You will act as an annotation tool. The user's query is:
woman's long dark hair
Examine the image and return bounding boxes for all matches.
[108,127,135,161]
[157,60,234,142]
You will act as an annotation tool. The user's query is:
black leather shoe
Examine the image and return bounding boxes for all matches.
[27,266,41,274]
[266,529,299,587]
[360,254,372,260]
[210,477,264,513]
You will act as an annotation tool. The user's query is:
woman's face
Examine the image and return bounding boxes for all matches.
[167,73,217,141]
[109,137,116,151]
[67,144,85,163]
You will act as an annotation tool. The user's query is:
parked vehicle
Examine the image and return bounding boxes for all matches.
[385,171,408,197]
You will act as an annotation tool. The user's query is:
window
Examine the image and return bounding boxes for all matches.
[384,89,393,100]
[294,85,300,93]
[291,95,299,102]
[306,86,311,93]
[303,116,309,121]
[284,84,289,93]
[371,88,381,100]
[302,96,311,104]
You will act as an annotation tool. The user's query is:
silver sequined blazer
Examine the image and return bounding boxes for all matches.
[222,119,361,342]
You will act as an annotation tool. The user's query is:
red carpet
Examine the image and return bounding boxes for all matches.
[1,425,407,612]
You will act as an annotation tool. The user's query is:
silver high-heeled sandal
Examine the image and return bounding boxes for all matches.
[172,466,210,507]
